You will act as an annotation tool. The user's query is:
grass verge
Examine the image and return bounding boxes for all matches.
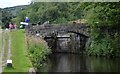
[0,30,2,54]
[3,29,32,72]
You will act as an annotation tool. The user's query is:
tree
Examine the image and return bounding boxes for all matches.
[83,2,120,27]
[16,2,84,24]
[83,2,120,57]
[1,10,11,28]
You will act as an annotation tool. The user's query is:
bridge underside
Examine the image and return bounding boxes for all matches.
[44,33,89,53]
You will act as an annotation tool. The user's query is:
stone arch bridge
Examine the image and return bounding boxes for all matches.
[26,23,90,53]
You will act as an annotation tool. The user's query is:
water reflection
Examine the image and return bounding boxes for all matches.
[39,53,120,72]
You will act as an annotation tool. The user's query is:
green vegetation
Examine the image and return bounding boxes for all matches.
[4,30,32,72]
[82,3,120,57]
[1,3,119,68]
[1,9,11,28]
[3,5,28,18]
[16,2,84,26]
[0,30,2,55]
[27,35,51,70]
[15,2,120,57]
[1,5,28,28]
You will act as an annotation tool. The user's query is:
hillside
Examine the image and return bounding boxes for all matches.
[1,5,29,28]
[16,2,85,25]
[3,5,29,18]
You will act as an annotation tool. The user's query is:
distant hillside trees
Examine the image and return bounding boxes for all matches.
[16,2,85,26]
[0,5,28,28]
[1,10,12,28]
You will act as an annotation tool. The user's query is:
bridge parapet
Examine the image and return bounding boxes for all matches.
[27,23,90,38]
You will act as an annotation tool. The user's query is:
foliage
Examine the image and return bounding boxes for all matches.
[15,10,27,26]
[27,36,51,70]
[85,3,120,27]
[1,9,11,28]
[1,5,28,28]
[3,2,120,57]
[83,2,120,57]
[16,2,84,25]
[87,31,120,57]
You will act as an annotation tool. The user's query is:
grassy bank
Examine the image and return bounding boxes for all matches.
[0,30,2,54]
[4,30,32,72]
[27,35,51,70]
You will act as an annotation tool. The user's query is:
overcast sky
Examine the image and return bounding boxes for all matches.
[0,0,31,8]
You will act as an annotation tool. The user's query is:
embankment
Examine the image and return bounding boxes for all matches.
[26,34,51,70]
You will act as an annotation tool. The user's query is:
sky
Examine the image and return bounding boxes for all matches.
[0,0,31,8]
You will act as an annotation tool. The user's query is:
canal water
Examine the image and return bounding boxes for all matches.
[39,36,120,72]
[38,53,120,72]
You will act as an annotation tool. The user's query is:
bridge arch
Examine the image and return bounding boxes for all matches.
[43,31,89,53]
[27,23,90,53]
[67,31,89,38]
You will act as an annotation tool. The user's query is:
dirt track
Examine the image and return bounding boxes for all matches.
[0,29,11,74]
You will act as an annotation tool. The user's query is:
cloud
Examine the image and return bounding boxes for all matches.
[0,0,31,8]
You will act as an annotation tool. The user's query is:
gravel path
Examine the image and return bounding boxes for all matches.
[7,31,11,60]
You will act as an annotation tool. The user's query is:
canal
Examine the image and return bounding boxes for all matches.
[38,34,120,72]
[38,53,120,72]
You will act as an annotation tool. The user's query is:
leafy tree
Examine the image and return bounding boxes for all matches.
[16,10,27,26]
[84,3,120,27]
[83,2,120,57]
[16,2,85,24]
[1,10,11,28]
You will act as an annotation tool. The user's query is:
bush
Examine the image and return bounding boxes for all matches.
[27,36,51,70]
[87,29,120,57]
